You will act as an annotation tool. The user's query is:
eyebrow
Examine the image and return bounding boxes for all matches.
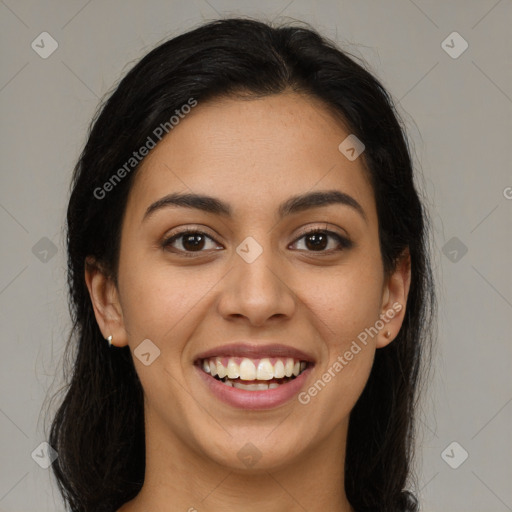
[143,190,367,224]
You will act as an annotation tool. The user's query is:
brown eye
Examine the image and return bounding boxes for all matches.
[162,230,222,256]
[304,231,328,251]
[291,229,353,253]
[180,232,206,251]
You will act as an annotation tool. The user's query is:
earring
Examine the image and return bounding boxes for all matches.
[384,331,391,338]
[107,335,113,347]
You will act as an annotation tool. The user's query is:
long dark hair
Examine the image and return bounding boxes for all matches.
[45,17,436,512]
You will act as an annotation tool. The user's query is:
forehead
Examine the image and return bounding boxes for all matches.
[125,92,377,225]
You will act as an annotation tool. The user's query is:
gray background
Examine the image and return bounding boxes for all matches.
[1,1,511,511]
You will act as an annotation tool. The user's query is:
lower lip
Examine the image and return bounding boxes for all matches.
[195,364,313,410]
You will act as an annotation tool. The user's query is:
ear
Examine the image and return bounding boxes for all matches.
[377,247,411,349]
[84,256,129,348]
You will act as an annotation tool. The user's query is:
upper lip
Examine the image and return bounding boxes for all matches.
[194,343,316,364]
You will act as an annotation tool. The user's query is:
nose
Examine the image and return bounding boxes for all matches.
[217,244,296,327]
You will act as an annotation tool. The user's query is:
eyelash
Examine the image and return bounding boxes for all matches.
[161,226,353,257]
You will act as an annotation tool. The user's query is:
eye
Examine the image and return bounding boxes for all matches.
[161,226,353,257]
[290,227,353,253]
[161,229,222,257]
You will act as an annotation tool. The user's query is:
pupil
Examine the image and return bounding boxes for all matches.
[306,233,327,251]
[183,234,204,251]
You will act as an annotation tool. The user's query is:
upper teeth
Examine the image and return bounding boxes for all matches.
[201,357,307,380]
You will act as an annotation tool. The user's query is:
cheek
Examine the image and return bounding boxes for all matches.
[299,273,379,422]
[297,258,383,409]
[302,260,384,342]
[118,263,214,344]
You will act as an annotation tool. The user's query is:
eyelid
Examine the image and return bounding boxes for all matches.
[294,223,348,240]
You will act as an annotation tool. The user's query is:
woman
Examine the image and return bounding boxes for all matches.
[46,17,436,512]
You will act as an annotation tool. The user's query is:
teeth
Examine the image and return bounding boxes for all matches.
[274,359,285,378]
[227,358,240,379]
[229,378,292,390]
[233,381,269,391]
[256,358,274,380]
[239,358,257,380]
[209,360,217,377]
[284,358,294,377]
[216,357,227,378]
[200,356,309,381]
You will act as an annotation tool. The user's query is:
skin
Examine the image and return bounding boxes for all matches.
[86,91,411,512]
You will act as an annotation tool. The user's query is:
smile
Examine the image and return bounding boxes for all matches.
[199,356,309,390]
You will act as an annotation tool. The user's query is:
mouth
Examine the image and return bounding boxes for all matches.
[197,356,310,390]
[192,344,315,410]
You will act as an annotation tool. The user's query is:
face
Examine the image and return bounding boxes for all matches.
[87,91,410,474]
